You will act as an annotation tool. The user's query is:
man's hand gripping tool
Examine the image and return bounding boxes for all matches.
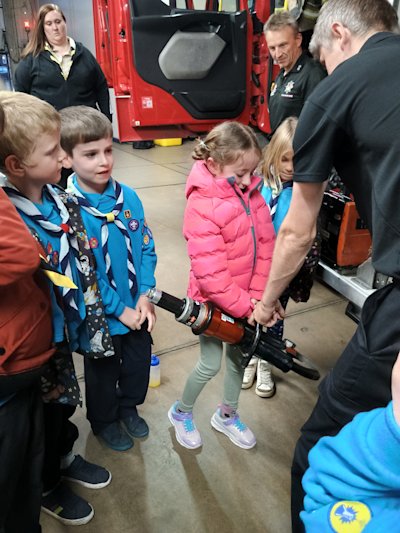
[147,288,320,380]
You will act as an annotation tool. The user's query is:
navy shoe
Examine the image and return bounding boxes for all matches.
[42,482,94,526]
[97,421,133,451]
[122,413,149,438]
[61,454,112,489]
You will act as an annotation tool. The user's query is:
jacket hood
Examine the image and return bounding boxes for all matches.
[185,160,263,200]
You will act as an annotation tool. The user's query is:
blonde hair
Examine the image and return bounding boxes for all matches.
[60,106,113,156]
[261,116,297,192]
[0,104,4,137]
[22,4,66,58]
[0,91,60,173]
[192,121,261,166]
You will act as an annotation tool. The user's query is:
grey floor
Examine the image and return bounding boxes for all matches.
[41,140,357,533]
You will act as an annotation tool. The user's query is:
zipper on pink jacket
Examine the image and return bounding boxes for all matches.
[228,178,259,272]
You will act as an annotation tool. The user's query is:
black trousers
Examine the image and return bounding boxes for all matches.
[291,282,400,532]
[0,386,43,533]
[42,403,78,492]
[84,328,151,434]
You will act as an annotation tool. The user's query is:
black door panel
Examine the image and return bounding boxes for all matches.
[130,2,248,120]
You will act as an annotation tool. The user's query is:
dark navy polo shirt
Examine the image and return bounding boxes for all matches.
[293,32,400,278]
[268,51,326,132]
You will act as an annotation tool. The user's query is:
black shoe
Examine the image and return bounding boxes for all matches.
[132,140,154,150]
[41,483,94,526]
[61,454,112,489]
[97,421,133,451]
[122,413,149,438]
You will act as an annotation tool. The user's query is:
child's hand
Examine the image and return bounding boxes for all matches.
[118,306,141,330]
[245,298,259,320]
[42,384,65,402]
[136,295,156,332]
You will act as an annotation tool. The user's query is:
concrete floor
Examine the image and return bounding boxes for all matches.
[41,140,357,533]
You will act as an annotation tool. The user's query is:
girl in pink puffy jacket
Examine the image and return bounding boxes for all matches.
[168,122,275,451]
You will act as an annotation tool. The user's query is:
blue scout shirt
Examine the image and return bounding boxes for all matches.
[71,175,157,336]
[17,188,89,352]
[261,183,293,234]
[301,402,400,532]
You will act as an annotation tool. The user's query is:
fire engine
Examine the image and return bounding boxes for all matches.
[92,0,383,319]
[92,0,275,142]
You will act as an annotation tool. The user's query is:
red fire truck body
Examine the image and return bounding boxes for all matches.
[92,0,275,142]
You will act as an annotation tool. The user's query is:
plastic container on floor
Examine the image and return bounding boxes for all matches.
[149,354,161,387]
[154,138,182,147]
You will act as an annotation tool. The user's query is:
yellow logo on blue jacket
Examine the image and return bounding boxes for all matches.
[329,501,372,532]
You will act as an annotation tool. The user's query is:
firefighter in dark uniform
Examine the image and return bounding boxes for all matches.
[253,0,400,531]
[264,11,326,133]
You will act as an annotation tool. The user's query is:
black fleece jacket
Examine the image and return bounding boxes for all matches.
[14,42,111,121]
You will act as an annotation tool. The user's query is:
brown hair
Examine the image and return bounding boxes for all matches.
[60,106,113,155]
[261,116,297,192]
[0,91,60,173]
[192,121,261,166]
[22,4,66,58]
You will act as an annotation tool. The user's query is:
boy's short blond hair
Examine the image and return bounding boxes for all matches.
[0,91,60,173]
[60,106,113,156]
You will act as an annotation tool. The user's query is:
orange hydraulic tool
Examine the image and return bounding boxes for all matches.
[337,202,371,267]
[147,288,320,380]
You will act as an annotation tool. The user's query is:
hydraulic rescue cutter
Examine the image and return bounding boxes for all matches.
[147,288,320,381]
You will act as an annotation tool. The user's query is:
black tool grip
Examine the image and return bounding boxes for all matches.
[255,336,320,380]
[147,288,186,318]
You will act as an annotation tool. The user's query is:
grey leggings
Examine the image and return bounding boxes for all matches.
[178,334,245,412]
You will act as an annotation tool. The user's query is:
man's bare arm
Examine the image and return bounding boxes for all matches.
[252,180,327,325]
[392,353,400,426]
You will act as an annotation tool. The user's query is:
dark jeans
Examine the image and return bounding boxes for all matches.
[84,328,152,434]
[42,403,78,492]
[0,386,43,533]
[291,282,400,532]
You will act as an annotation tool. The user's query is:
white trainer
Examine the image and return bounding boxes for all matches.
[256,360,276,398]
[168,402,202,449]
[211,408,256,449]
[242,356,257,389]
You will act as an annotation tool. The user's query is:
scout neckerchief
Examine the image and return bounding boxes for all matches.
[56,188,115,359]
[41,343,82,407]
[1,177,114,359]
[268,180,293,221]
[1,180,80,319]
[67,176,138,296]
[39,254,77,289]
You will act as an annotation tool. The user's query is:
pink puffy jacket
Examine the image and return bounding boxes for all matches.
[184,161,275,318]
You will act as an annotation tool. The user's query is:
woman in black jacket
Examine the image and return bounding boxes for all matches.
[14,3,111,121]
